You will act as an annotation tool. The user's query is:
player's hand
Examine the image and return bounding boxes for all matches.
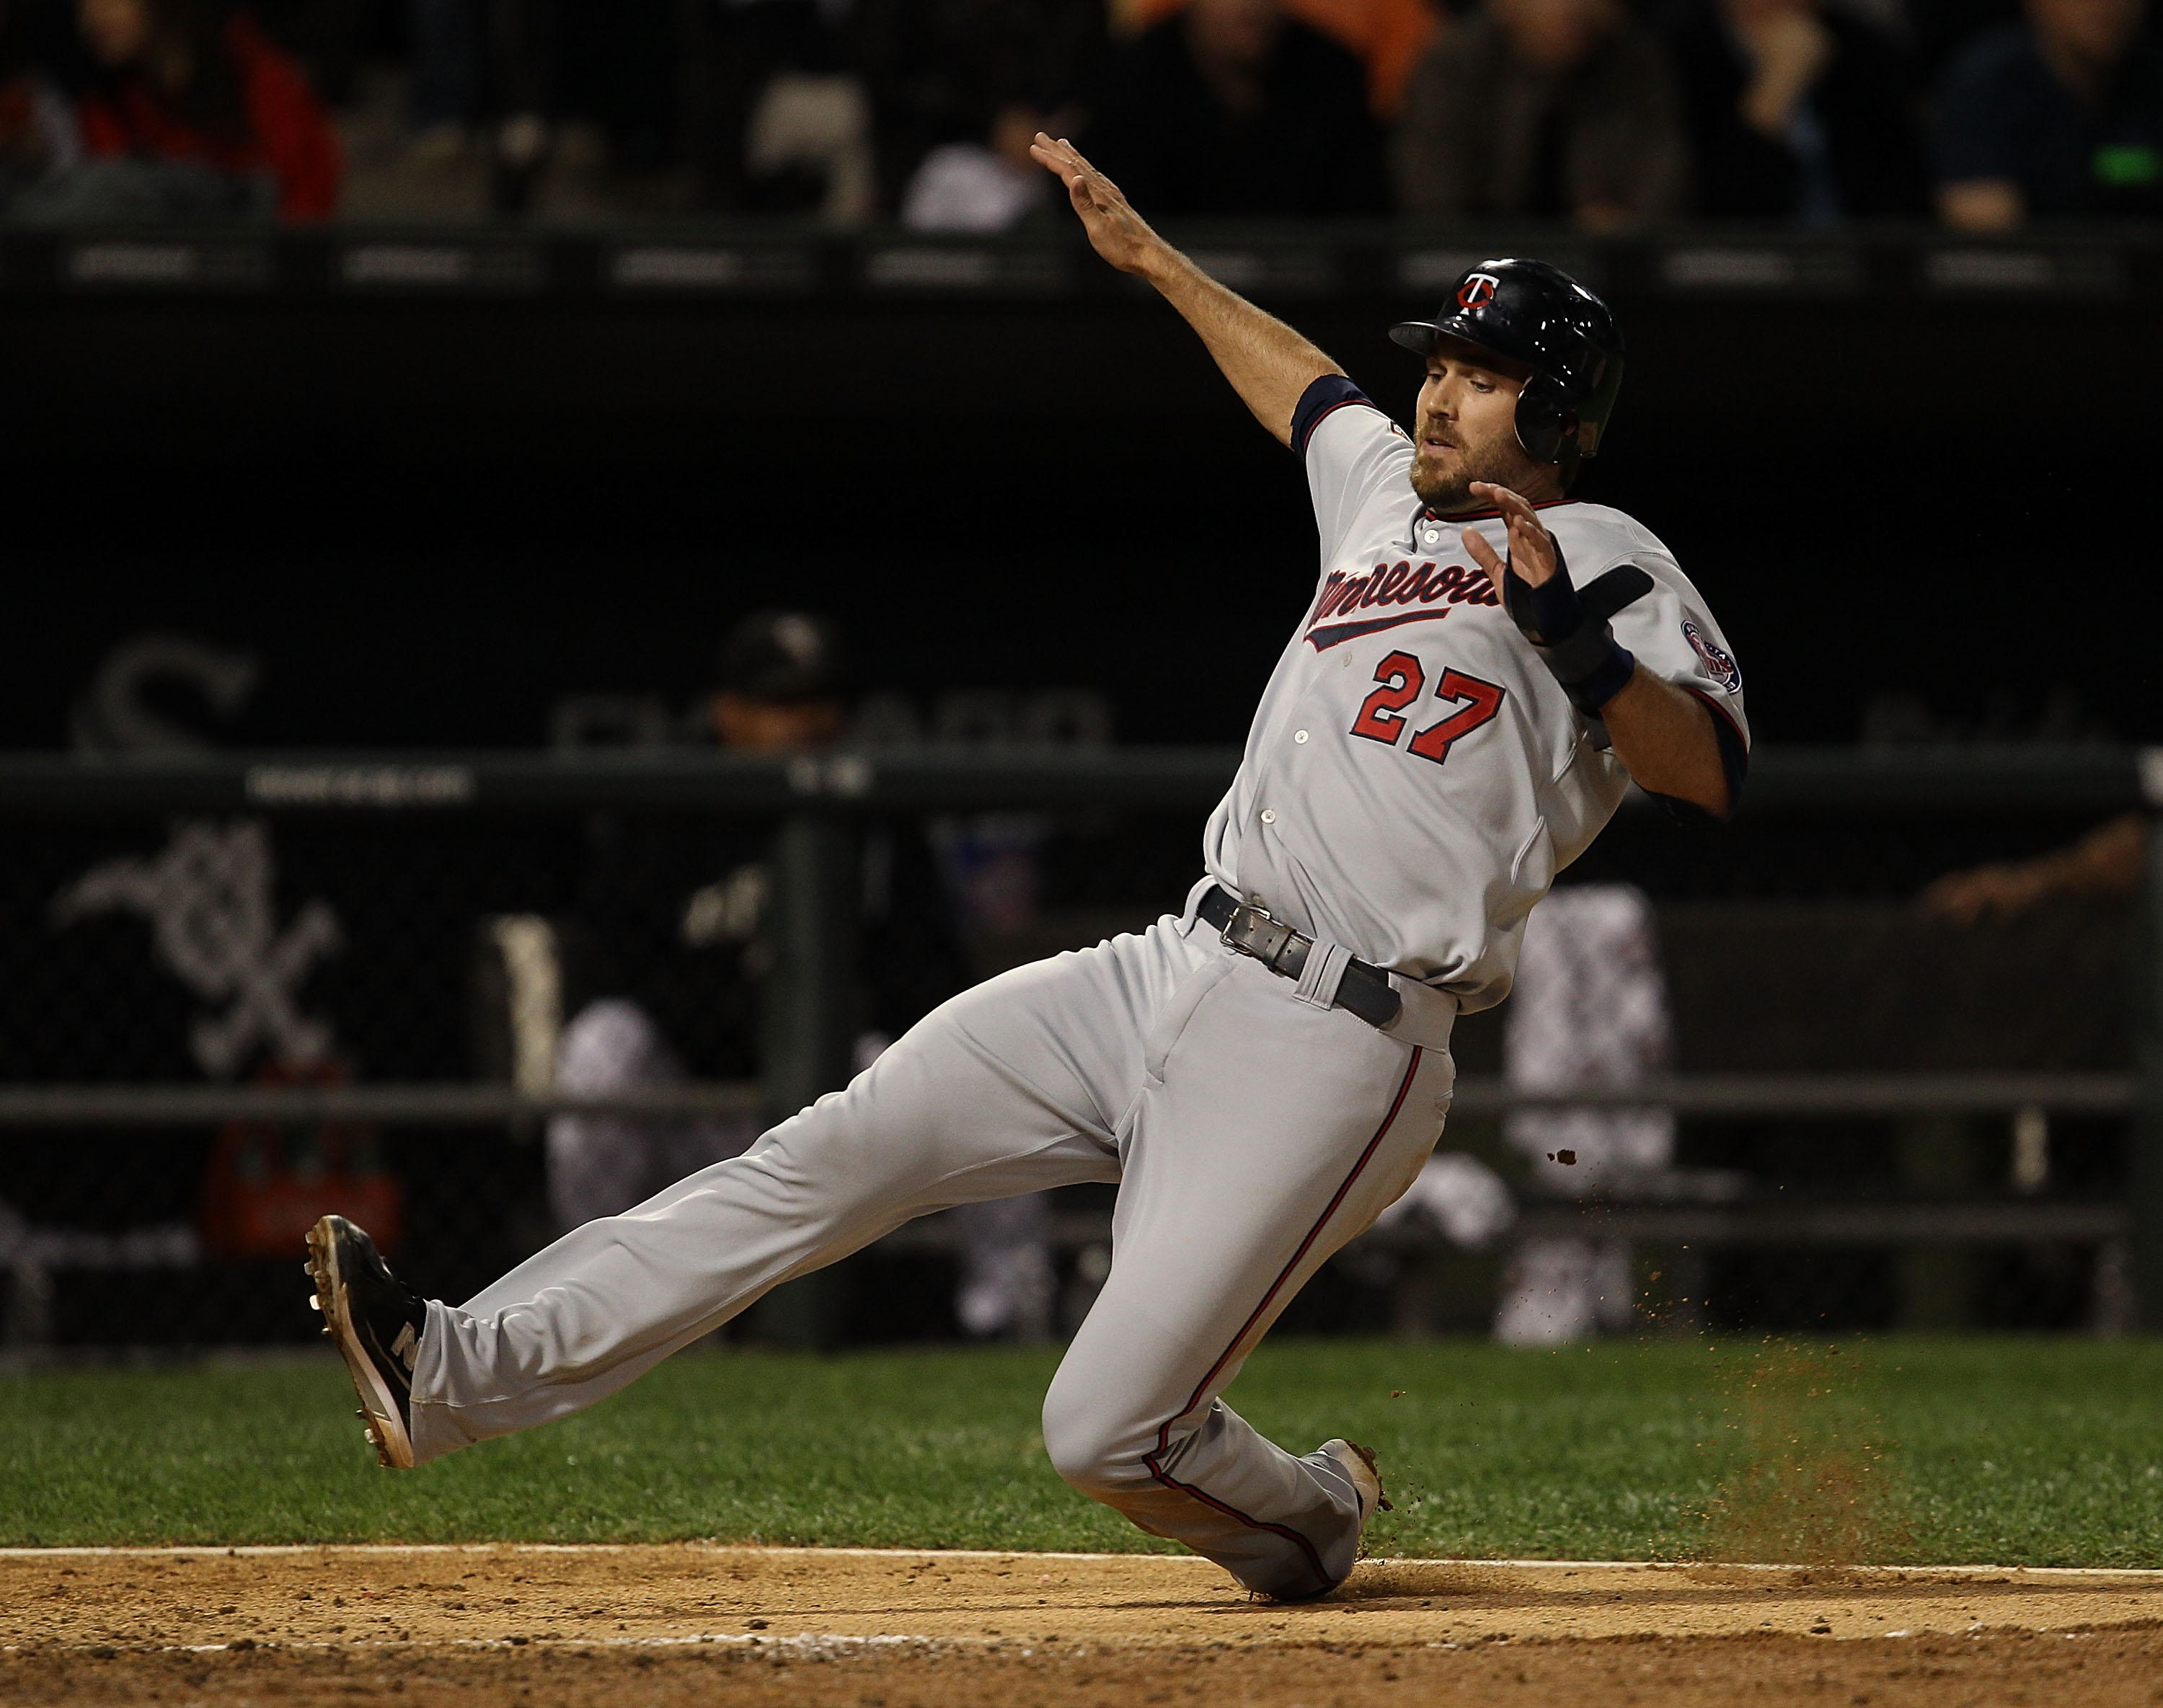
[1460,482,1560,591]
[1030,134,1164,276]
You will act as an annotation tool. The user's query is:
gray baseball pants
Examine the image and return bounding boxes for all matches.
[408,911,1456,1599]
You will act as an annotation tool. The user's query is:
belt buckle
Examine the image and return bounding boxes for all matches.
[1224,901,1297,972]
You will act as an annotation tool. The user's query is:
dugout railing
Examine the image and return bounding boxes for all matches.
[0,743,2155,1347]
[3,221,2161,309]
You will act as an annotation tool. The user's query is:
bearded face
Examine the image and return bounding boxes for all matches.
[1408,412,1547,513]
[1407,342,1556,513]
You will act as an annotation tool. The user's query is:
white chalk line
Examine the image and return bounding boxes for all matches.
[2,1543,2162,1580]
[0,1624,2130,1661]
[0,1543,1182,1563]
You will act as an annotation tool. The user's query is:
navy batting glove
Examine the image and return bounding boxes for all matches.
[1501,543,1653,716]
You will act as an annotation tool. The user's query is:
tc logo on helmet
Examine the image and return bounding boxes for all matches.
[1456,274,1499,310]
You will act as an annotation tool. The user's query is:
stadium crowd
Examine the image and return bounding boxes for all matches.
[0,0,2158,225]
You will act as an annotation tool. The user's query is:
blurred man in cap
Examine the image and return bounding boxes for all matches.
[709,611,849,750]
[545,611,967,1241]
[711,611,1058,1341]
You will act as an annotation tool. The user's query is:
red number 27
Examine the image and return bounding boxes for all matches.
[1349,650,1506,766]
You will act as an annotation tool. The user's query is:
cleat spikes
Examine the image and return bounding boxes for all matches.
[309,1213,422,1470]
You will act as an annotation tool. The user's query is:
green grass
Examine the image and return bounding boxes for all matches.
[2,1338,2159,1566]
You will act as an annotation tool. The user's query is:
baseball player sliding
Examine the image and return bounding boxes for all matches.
[305,137,1748,1604]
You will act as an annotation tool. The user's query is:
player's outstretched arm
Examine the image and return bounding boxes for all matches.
[1030,133,1340,446]
[1462,482,1732,816]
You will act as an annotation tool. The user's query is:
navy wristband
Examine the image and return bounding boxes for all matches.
[1569,643,1636,714]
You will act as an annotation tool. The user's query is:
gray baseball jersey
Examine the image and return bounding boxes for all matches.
[1202,385,1750,1012]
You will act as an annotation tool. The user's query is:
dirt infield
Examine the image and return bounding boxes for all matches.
[4,1545,2162,1705]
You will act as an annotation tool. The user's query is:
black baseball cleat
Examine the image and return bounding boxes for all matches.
[305,1214,428,1469]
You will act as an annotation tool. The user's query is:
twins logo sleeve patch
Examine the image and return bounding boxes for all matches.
[1681,620,1743,693]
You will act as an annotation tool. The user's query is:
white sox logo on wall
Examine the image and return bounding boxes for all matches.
[1681,621,1742,694]
[52,819,343,1078]
[1456,274,1499,310]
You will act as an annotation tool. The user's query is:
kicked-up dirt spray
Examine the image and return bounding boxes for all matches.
[1699,1337,1910,1565]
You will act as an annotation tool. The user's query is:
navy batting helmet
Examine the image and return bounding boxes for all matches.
[1389,259,1624,466]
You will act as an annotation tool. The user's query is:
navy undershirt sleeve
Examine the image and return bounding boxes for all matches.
[1711,704,1749,811]
[1290,373,1374,456]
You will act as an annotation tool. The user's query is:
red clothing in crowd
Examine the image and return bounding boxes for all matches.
[78,15,342,217]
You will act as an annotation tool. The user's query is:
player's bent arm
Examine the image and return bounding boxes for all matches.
[1601,668,1733,818]
[1030,133,1339,446]
[1460,485,1740,818]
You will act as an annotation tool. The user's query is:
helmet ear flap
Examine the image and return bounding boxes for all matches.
[1513,379,1569,464]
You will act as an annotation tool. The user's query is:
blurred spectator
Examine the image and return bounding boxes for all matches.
[1119,0,1440,116]
[40,0,342,218]
[483,0,684,214]
[743,63,875,221]
[484,0,552,210]
[546,993,754,1236]
[0,0,84,209]
[1087,0,1387,214]
[404,0,479,153]
[1368,1148,1516,1255]
[681,0,874,220]
[386,0,478,156]
[1495,883,1675,1345]
[541,612,1062,1344]
[1934,0,2163,226]
[949,1192,1058,1340]
[901,101,1047,227]
[858,0,1101,218]
[245,0,367,106]
[544,613,970,1236]
[1908,0,2022,84]
[1394,0,1686,226]
[1920,813,2144,921]
[1667,0,1927,220]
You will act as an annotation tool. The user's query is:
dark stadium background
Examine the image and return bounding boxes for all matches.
[3,278,2153,750]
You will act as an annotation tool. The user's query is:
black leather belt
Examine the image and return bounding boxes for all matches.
[1198,885,1402,1030]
